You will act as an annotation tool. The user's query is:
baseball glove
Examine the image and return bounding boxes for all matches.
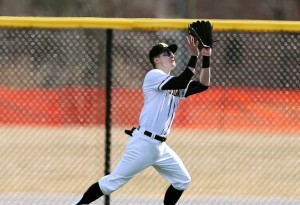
[188,20,214,49]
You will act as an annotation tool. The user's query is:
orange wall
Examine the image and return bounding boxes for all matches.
[0,87,105,126]
[0,86,299,134]
[112,87,300,134]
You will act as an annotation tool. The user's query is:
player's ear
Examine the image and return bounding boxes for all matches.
[154,57,160,64]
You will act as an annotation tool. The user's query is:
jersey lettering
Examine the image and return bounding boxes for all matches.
[168,89,181,97]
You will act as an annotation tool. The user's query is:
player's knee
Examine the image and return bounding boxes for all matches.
[98,175,121,195]
[98,174,132,195]
[98,176,113,195]
[172,176,191,191]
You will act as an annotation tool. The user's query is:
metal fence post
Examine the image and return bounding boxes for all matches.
[105,29,113,205]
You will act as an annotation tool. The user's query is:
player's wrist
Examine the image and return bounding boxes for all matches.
[201,48,212,56]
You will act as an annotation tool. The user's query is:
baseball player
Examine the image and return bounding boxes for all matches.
[73,21,213,205]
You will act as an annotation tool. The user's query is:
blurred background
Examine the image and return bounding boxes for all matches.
[0,0,299,20]
[0,1,299,205]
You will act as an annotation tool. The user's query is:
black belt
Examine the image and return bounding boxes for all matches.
[124,127,167,142]
[143,130,167,142]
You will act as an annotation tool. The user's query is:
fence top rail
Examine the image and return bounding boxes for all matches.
[0,16,299,32]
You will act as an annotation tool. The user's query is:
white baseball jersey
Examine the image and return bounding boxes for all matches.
[139,69,190,137]
[98,68,191,195]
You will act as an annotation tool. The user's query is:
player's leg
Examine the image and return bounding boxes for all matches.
[75,137,154,205]
[74,135,159,204]
[73,182,103,205]
[153,144,191,205]
[163,184,184,205]
[99,136,158,195]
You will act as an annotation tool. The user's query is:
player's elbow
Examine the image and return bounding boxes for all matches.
[200,79,210,87]
[199,83,210,91]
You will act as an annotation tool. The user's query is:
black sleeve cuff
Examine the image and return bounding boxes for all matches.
[187,56,198,68]
[202,56,210,68]
[161,67,194,90]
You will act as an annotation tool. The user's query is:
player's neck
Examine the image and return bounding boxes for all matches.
[158,68,170,74]
[156,66,174,74]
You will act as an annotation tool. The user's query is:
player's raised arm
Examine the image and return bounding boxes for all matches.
[199,47,211,86]
[186,35,200,71]
[182,20,216,97]
[160,35,199,90]
[184,47,211,97]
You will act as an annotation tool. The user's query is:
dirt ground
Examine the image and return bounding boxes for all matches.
[0,125,299,204]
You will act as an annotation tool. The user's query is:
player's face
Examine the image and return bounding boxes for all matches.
[157,50,176,70]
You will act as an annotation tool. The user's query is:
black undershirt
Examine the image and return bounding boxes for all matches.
[161,68,208,97]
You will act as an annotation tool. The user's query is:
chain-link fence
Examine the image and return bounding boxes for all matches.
[0,18,299,205]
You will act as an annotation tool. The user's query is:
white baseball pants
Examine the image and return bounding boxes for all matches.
[99,128,191,195]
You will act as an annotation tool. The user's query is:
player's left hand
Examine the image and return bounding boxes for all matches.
[188,20,214,50]
[186,35,199,57]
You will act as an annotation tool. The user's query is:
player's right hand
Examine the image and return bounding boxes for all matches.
[186,35,199,57]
